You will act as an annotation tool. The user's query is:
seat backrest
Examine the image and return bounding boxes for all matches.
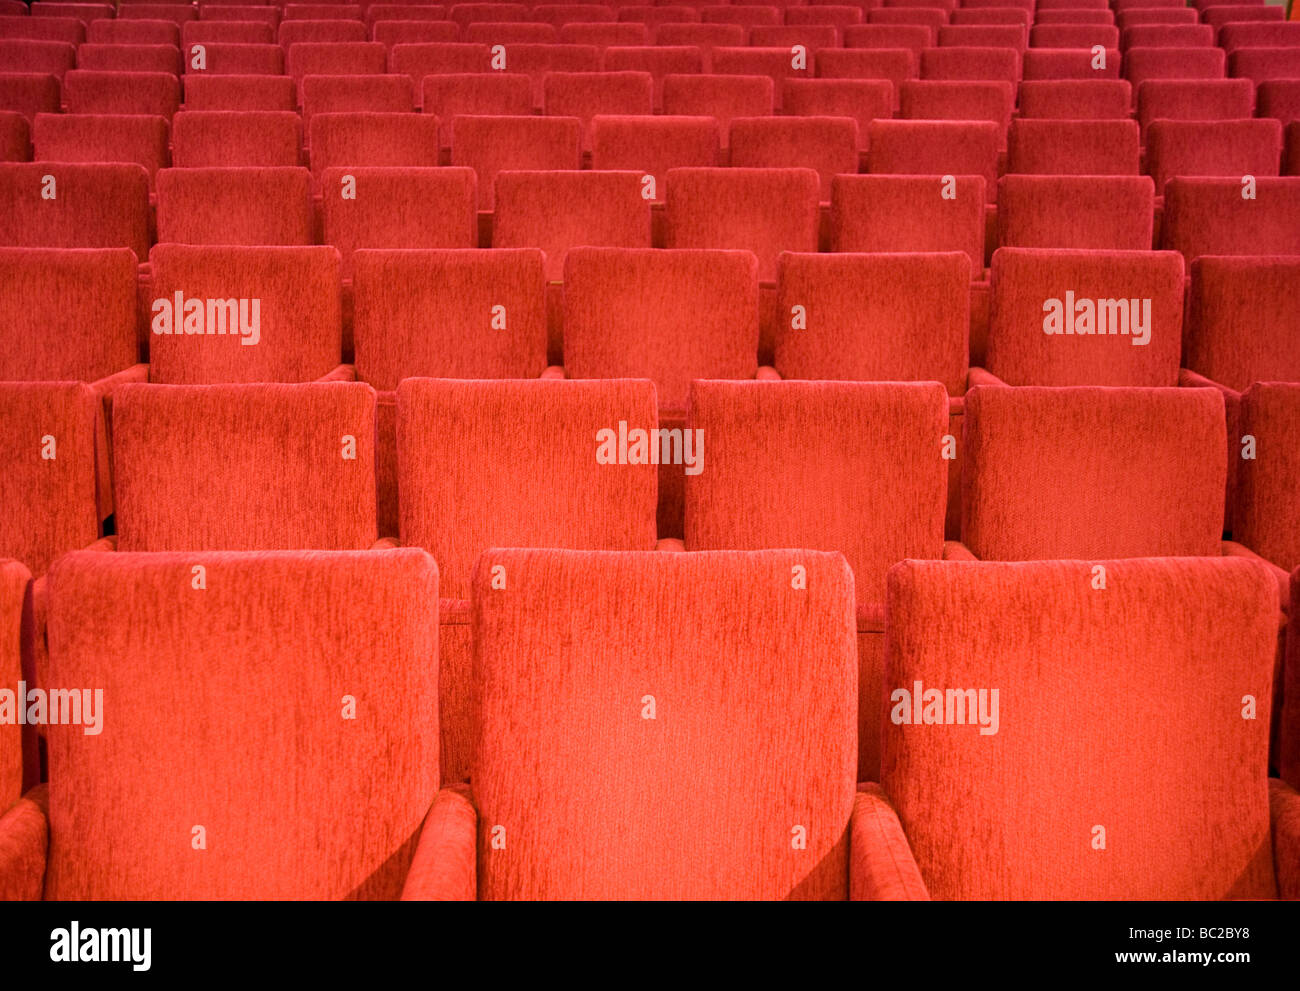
[472,547,857,900]
[397,378,658,599]
[0,246,137,382]
[301,73,415,121]
[32,113,170,187]
[172,110,302,168]
[44,546,437,899]
[181,74,297,112]
[866,119,999,202]
[774,251,969,392]
[1016,79,1130,118]
[986,247,1185,386]
[156,167,314,247]
[309,111,441,188]
[63,69,180,118]
[685,379,948,606]
[449,114,581,209]
[588,114,719,195]
[830,174,985,268]
[0,164,150,263]
[1006,118,1140,176]
[1185,255,1300,393]
[147,244,342,384]
[1146,118,1282,196]
[1237,382,1300,574]
[112,382,378,551]
[883,556,1278,899]
[996,175,1154,251]
[0,555,26,806]
[562,246,758,412]
[961,385,1225,560]
[1134,78,1255,139]
[727,116,859,202]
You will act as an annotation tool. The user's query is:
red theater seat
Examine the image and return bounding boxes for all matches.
[1021,48,1121,80]
[0,73,61,122]
[310,111,441,189]
[727,116,859,202]
[1219,22,1300,51]
[543,70,654,149]
[0,109,25,161]
[449,114,582,210]
[661,73,774,147]
[62,69,181,119]
[156,167,315,246]
[173,110,301,168]
[652,22,744,53]
[184,21,277,46]
[1162,177,1300,263]
[395,379,657,783]
[843,23,933,53]
[0,16,84,46]
[182,74,298,111]
[463,23,557,44]
[283,4,365,22]
[899,80,1013,148]
[1230,48,1300,85]
[279,19,369,46]
[919,46,1019,86]
[1145,119,1282,196]
[589,114,720,199]
[448,2,528,28]
[684,379,950,778]
[373,21,462,47]
[146,244,345,384]
[830,174,986,271]
[1135,79,1255,140]
[1121,24,1215,48]
[787,4,864,29]
[181,42,285,75]
[951,8,1031,27]
[1029,23,1118,48]
[997,175,1155,251]
[198,6,280,28]
[1238,383,1300,581]
[1259,80,1300,128]
[709,46,813,108]
[0,556,25,806]
[32,113,170,190]
[77,43,182,75]
[782,78,892,152]
[866,119,999,203]
[1124,46,1226,99]
[871,555,1294,899]
[0,39,76,80]
[421,71,532,144]
[700,5,780,28]
[1006,118,1140,176]
[0,163,150,261]
[938,24,1026,50]
[119,3,196,27]
[561,22,648,46]
[301,73,416,121]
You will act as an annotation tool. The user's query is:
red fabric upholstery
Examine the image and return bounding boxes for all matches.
[866,119,999,203]
[728,116,859,201]
[1219,22,1300,50]
[1186,256,1300,394]
[589,114,720,191]
[471,548,857,900]
[1006,119,1140,176]
[373,22,462,47]
[1262,82,1300,128]
[310,112,442,189]
[1237,383,1300,575]
[63,70,180,119]
[961,385,1225,561]
[397,378,658,782]
[78,43,181,75]
[184,22,275,46]
[0,16,83,46]
[899,79,1013,143]
[1126,46,1227,96]
[0,40,75,81]
[112,382,377,552]
[1162,177,1300,263]
[782,79,892,149]
[1021,48,1121,80]
[0,556,27,807]
[919,46,1019,87]
[181,74,297,112]
[986,247,1185,386]
[421,72,532,143]
[663,166,819,283]
[1136,79,1255,141]
[1015,79,1131,119]
[996,175,1154,251]
[0,787,46,901]
[940,24,1027,50]
[601,47,704,108]
[88,20,179,46]
[843,23,932,53]
[301,73,416,122]
[156,167,314,247]
[660,73,774,144]
[44,547,438,899]
[147,244,343,384]
[710,46,813,108]
[320,166,478,279]
[831,174,985,267]
[279,20,369,46]
[561,23,648,47]
[0,72,61,124]
[389,42,491,83]
[449,114,581,209]
[882,556,1279,899]
[0,164,150,261]
[0,110,25,162]
[542,69,653,148]
[1146,119,1282,196]
[816,50,916,112]
[1029,23,1116,47]
[32,113,170,189]
[181,43,285,76]
[1287,571,1300,787]
[286,41,388,84]
[173,110,302,168]
[653,23,744,51]
[1122,24,1216,48]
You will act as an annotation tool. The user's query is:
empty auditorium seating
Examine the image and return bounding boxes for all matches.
[816,49,917,112]
[660,73,774,146]
[181,42,285,75]
[310,112,441,187]
[301,73,416,121]
[1230,48,1300,86]
[727,116,859,201]
[1135,79,1256,139]
[866,119,999,202]
[1237,383,1300,583]
[0,555,25,805]
[119,3,195,27]
[1259,81,1300,129]
[156,167,315,247]
[0,40,76,81]
[32,113,170,189]
[111,382,379,551]
[395,379,657,783]
[30,545,441,898]
[0,109,24,161]
[601,46,703,108]
[982,248,1184,387]
[62,70,181,119]
[1146,119,1283,196]
[1125,46,1226,98]
[1162,177,1300,262]
[684,379,950,778]
[173,110,301,168]
[0,16,83,46]
[875,556,1291,899]
[1006,118,1140,176]
[439,546,858,900]
[782,79,891,151]
[279,19,369,47]
[284,4,365,22]
[1219,22,1300,52]
[0,72,61,123]
[182,73,297,112]
[77,43,182,75]
[146,245,345,384]
[710,46,812,108]
[1033,9,1114,25]
[997,175,1155,251]
[542,70,653,148]
[421,72,532,144]
[919,47,1019,87]
[198,5,279,27]
[899,79,1013,146]
[373,21,462,47]
[463,23,557,45]
[183,21,276,46]
[320,166,477,279]
[493,43,602,105]
[1029,23,1118,48]
[450,114,581,210]
[1021,48,1121,81]
[0,163,150,261]
[938,24,1027,50]
[1121,24,1215,48]
[842,23,932,53]
[830,174,986,271]
[561,22,648,47]
[1204,4,1285,29]
[652,22,744,52]
[1016,80,1131,119]
[589,114,720,197]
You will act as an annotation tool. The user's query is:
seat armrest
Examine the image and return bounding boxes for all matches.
[0,784,48,901]
[656,538,685,552]
[539,365,565,380]
[1221,541,1290,618]
[966,366,1008,389]
[400,784,477,901]
[943,541,978,561]
[850,783,928,901]
[316,364,356,383]
[371,537,400,550]
[755,366,781,381]
[1271,778,1300,900]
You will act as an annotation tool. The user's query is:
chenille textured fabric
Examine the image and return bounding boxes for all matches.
[685,379,947,777]
[562,246,759,413]
[842,24,943,55]
[285,41,387,84]
[487,43,602,105]
[0,73,61,124]
[76,43,181,76]
[882,556,1279,900]
[301,74,415,123]
[400,785,477,900]
[463,24,557,45]
[0,111,26,162]
[542,71,653,148]
[702,7,779,28]
[0,786,46,901]
[774,251,970,394]
[0,40,76,80]
[654,24,744,50]
[195,7,276,27]
[421,73,533,146]
[0,557,31,807]
[172,110,302,168]
[0,247,137,383]
[1162,178,1300,264]
[471,548,857,900]
[961,385,1226,561]
[1185,256,1300,394]
[181,43,285,75]
[184,21,275,46]
[1029,23,1116,47]
[0,18,83,46]
[62,70,180,119]
[1135,79,1255,141]
[309,112,442,189]
[147,244,343,384]
[867,119,1000,203]
[1230,47,1300,85]
[0,384,99,576]
[1006,119,1140,176]
[816,50,917,113]
[1286,572,1300,788]
[996,175,1155,251]
[663,167,820,283]
[1125,46,1226,95]
[709,47,811,107]
[830,174,986,269]
[850,784,930,901]
[562,23,648,46]
[588,114,720,185]
[1237,384,1300,575]
[920,46,1020,87]
[43,548,439,899]
[0,164,150,261]
[397,377,658,782]
[749,26,839,51]
[1220,22,1300,49]
[1016,80,1131,119]
[180,74,297,112]
[1021,48,1121,80]
[985,247,1185,386]
[1123,24,1216,48]
[900,80,1014,143]
[279,21,368,46]
[91,21,179,46]
[320,167,477,281]
[156,168,315,247]
[782,80,893,150]
[1146,119,1283,196]
[660,74,774,143]
[728,117,860,202]
[112,382,377,552]
[449,114,582,210]
[389,43,492,86]
[493,170,651,282]
[32,113,170,188]
[941,24,1028,49]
